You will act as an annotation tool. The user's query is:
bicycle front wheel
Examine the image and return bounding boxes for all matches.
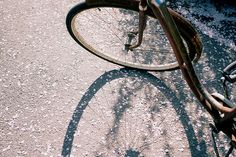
[66,1,202,71]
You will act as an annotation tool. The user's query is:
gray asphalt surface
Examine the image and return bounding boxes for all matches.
[0,0,235,156]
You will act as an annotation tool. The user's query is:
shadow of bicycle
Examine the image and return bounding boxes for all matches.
[61,68,209,156]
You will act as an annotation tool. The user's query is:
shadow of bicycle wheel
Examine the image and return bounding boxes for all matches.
[61,68,208,156]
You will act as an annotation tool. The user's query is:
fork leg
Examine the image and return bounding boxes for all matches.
[128,0,147,50]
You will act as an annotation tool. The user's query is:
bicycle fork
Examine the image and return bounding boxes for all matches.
[125,0,148,50]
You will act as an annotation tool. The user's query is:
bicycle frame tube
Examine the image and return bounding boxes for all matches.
[147,0,236,123]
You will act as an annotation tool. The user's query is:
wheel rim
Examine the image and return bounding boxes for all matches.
[70,7,182,71]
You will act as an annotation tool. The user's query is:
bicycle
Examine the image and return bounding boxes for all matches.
[66,0,236,156]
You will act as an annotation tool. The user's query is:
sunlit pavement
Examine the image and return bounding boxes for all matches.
[0,0,235,156]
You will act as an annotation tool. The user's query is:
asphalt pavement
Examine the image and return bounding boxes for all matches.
[0,0,235,156]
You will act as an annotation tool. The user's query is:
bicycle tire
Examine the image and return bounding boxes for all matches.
[223,61,236,83]
[66,0,202,71]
